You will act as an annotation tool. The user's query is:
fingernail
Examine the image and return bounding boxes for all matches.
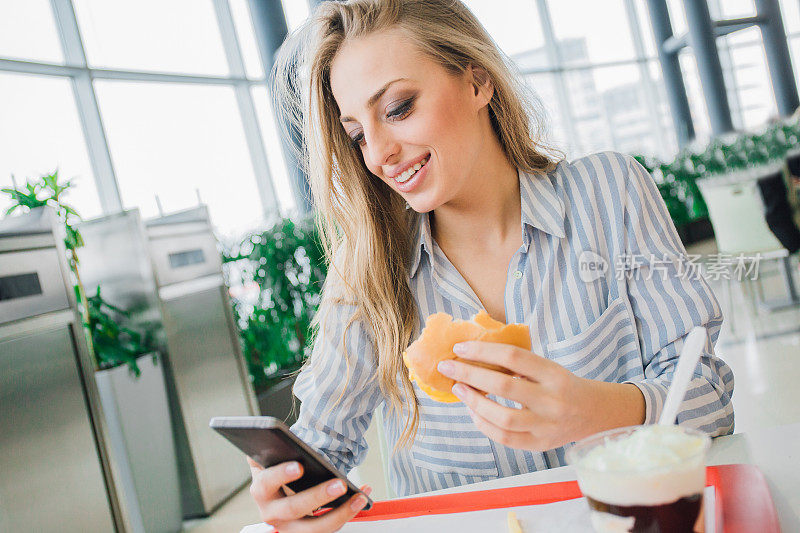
[327,480,346,496]
[453,342,469,355]
[285,462,300,476]
[437,360,455,376]
[452,383,467,397]
[351,495,368,511]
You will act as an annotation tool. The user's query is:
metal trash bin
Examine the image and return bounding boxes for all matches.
[0,207,121,532]
[80,206,256,519]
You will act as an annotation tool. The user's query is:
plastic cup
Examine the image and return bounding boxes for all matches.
[566,424,711,533]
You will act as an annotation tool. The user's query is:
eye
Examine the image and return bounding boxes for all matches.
[346,96,415,149]
[386,97,414,120]
[350,131,365,148]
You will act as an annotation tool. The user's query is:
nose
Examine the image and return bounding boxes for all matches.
[364,125,400,174]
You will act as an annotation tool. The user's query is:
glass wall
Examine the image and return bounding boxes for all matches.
[0,0,293,238]
[1,0,798,236]
[0,72,101,218]
[0,0,63,63]
[464,0,798,159]
[666,0,795,136]
[778,0,800,100]
[72,0,230,76]
[463,0,680,160]
[93,80,265,237]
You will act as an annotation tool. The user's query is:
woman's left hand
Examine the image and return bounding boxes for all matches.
[436,341,645,451]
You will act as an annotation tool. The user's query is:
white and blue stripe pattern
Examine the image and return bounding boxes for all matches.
[291,151,735,497]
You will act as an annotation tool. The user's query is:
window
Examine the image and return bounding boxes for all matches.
[548,0,637,64]
[6,0,791,234]
[94,80,264,237]
[524,73,571,155]
[1,0,298,235]
[565,64,654,155]
[678,51,712,143]
[666,0,688,36]
[601,65,661,156]
[713,0,756,19]
[462,0,547,61]
[647,60,679,157]
[0,0,63,64]
[0,73,101,219]
[251,85,297,214]
[229,0,265,79]
[779,0,799,34]
[72,0,229,76]
[719,26,777,130]
[633,0,658,58]
[778,0,799,91]
[465,0,678,160]
[664,0,786,135]
[790,37,800,86]
[281,0,310,33]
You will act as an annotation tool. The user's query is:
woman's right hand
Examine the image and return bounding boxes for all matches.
[248,458,371,532]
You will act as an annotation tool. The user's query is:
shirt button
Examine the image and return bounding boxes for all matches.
[513,270,523,279]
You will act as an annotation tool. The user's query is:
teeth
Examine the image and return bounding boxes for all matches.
[394,157,428,183]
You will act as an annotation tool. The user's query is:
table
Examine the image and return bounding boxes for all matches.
[241,422,800,532]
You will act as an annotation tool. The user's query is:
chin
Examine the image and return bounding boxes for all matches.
[405,199,438,214]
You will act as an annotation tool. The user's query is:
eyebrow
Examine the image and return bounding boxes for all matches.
[339,78,408,123]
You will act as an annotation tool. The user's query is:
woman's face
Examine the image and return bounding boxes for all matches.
[330,28,492,213]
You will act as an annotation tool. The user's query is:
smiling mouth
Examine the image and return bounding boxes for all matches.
[394,155,430,183]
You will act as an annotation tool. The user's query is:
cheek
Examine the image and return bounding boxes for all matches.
[418,95,476,155]
[362,152,379,176]
[419,100,462,138]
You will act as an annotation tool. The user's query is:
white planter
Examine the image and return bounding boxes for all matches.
[95,354,182,533]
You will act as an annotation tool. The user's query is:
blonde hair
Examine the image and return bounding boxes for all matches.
[273,0,561,447]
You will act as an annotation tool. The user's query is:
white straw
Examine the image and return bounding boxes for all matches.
[658,326,707,426]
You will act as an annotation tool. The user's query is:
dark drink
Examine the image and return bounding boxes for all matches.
[567,425,710,533]
[585,493,703,532]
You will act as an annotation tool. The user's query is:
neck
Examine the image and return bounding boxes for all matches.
[431,139,521,253]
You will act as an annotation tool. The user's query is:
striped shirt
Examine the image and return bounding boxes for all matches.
[291,151,735,497]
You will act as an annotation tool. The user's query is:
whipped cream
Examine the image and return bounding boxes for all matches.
[580,425,708,472]
[573,425,709,506]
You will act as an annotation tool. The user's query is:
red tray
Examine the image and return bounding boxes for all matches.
[352,464,780,532]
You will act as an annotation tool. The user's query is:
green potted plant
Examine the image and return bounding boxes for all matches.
[634,155,691,231]
[2,172,181,533]
[634,115,800,245]
[224,215,327,420]
[2,172,158,372]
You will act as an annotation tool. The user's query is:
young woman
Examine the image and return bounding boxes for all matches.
[248,1,735,530]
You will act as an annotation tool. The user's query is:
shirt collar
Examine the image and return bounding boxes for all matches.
[519,163,566,241]
[408,164,566,278]
[408,210,432,278]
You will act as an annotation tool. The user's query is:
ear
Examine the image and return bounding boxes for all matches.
[469,64,494,107]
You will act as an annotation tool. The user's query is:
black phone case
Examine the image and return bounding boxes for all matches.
[210,416,373,510]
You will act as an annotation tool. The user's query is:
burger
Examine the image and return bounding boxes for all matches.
[402,310,531,403]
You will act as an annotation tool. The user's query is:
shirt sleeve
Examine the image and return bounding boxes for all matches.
[289,285,383,473]
[620,153,735,436]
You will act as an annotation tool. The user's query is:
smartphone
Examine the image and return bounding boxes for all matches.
[209,416,373,510]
